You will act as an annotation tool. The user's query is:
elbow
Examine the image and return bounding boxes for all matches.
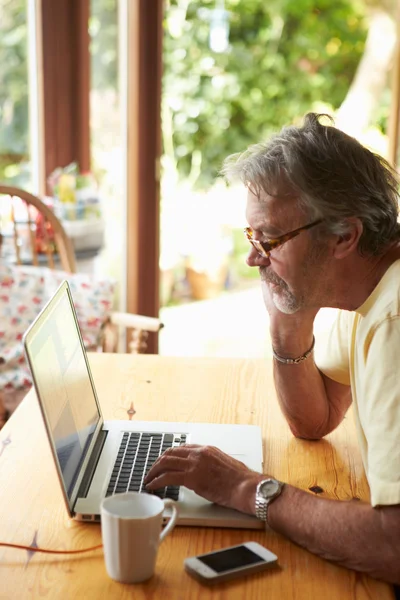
[390,569,400,586]
[373,531,400,585]
[289,423,326,441]
[288,413,337,440]
[367,507,400,585]
[369,560,400,586]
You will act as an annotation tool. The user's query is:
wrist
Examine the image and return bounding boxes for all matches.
[266,482,290,530]
[272,335,315,365]
[236,473,265,515]
[270,327,314,358]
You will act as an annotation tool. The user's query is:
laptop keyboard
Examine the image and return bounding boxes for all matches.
[106,431,187,501]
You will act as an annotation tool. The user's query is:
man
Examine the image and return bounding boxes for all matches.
[145,113,400,585]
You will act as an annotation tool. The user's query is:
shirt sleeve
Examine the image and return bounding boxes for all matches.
[360,317,400,506]
[314,309,351,386]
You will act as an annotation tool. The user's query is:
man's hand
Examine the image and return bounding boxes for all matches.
[144,444,263,514]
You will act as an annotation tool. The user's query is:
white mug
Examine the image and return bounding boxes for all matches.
[101,492,179,584]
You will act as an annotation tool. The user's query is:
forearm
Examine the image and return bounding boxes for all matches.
[267,485,400,584]
[270,309,353,438]
[238,477,400,584]
[273,359,333,439]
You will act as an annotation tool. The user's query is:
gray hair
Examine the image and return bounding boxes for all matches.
[222,113,400,255]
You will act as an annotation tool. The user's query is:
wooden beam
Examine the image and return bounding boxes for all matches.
[388,0,400,167]
[40,0,90,191]
[28,0,45,196]
[125,0,163,353]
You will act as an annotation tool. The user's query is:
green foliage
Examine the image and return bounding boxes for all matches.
[0,0,371,193]
[89,0,118,90]
[0,0,29,181]
[163,0,368,189]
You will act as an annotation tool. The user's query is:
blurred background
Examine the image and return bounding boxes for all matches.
[1,0,399,357]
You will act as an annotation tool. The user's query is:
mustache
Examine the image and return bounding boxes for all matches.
[259,267,287,289]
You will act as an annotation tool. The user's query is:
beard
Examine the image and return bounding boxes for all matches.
[259,267,302,314]
[259,240,330,314]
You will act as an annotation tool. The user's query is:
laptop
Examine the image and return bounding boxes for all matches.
[23,281,264,529]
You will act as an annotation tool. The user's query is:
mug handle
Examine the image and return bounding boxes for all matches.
[159,499,179,543]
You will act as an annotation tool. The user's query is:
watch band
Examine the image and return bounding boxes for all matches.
[255,495,269,521]
[255,479,284,524]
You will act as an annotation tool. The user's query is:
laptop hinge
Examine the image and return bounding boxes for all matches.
[77,430,108,499]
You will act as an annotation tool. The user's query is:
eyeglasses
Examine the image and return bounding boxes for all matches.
[244,219,323,259]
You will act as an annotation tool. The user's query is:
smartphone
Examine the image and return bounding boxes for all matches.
[184,541,278,585]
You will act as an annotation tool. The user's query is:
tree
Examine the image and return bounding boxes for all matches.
[89,0,119,91]
[163,0,370,189]
[0,0,29,182]
[335,6,396,137]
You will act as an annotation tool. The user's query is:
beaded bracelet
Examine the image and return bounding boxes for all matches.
[272,335,315,365]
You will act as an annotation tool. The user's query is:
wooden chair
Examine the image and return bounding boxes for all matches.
[0,185,163,354]
[0,185,163,428]
[0,185,77,273]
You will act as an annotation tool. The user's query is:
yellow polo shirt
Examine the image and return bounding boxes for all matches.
[315,260,400,507]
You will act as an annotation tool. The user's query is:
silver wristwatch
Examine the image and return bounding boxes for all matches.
[255,478,284,523]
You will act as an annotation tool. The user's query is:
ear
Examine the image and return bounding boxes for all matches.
[332,218,363,259]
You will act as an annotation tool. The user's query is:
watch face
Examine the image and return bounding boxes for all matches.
[259,479,280,499]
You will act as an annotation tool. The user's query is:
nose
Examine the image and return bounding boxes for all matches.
[246,247,271,268]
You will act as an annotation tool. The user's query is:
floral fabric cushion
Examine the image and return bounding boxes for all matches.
[0,264,115,391]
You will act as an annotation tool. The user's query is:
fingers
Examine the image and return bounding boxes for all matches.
[144,444,250,492]
[143,444,256,511]
[145,472,185,490]
[145,445,210,490]
[153,444,247,471]
[168,444,201,451]
[151,444,200,461]
[144,456,187,485]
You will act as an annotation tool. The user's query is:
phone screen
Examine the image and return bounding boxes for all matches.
[197,545,266,573]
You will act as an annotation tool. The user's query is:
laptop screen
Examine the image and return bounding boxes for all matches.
[25,284,101,498]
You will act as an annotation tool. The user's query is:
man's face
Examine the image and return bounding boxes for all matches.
[245,188,331,314]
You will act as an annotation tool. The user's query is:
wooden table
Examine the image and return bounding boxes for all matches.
[0,354,394,599]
